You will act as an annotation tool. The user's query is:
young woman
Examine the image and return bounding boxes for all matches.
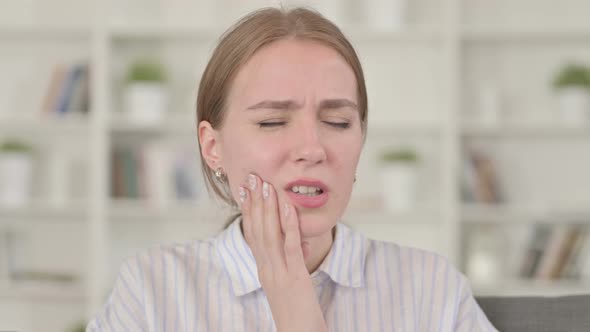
[87,7,497,332]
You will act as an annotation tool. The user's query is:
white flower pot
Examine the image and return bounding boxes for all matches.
[366,0,407,31]
[125,83,168,126]
[0,153,33,207]
[380,163,418,213]
[557,87,590,126]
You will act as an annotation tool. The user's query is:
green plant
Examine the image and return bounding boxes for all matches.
[67,321,86,332]
[0,140,32,153]
[126,59,166,83]
[379,148,419,164]
[553,64,590,90]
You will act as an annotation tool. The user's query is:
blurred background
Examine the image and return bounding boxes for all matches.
[1,0,590,330]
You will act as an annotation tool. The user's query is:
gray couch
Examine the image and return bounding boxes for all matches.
[476,295,590,332]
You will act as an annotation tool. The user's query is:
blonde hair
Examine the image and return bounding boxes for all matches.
[196,6,368,213]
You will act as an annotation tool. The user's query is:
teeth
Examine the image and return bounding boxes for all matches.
[290,186,321,194]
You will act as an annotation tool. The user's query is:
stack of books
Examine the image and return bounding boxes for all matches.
[519,223,589,280]
[41,62,90,116]
[110,143,203,205]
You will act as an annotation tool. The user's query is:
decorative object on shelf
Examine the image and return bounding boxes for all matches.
[378,147,419,213]
[552,63,590,126]
[365,0,407,31]
[124,59,168,126]
[0,140,34,208]
[465,224,504,286]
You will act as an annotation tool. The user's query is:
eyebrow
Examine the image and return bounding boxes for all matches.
[246,98,358,111]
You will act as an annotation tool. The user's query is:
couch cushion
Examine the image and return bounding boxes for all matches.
[476,295,590,332]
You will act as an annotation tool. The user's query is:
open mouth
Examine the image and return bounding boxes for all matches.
[289,185,324,197]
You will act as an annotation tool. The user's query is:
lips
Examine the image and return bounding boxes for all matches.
[284,179,329,208]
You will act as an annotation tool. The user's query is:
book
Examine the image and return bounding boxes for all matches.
[519,224,552,278]
[40,64,67,114]
[535,225,578,280]
[462,147,503,204]
[561,228,588,279]
[40,62,91,116]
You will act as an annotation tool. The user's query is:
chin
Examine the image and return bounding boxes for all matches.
[296,209,339,238]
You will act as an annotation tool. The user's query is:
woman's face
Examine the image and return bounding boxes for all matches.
[205,38,363,238]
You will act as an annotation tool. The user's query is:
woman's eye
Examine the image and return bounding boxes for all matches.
[324,121,350,129]
[258,122,285,128]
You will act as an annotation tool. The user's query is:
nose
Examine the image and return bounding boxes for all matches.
[290,120,327,166]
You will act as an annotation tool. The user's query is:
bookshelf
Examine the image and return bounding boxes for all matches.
[1,0,590,330]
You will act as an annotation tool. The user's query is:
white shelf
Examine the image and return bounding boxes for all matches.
[462,203,545,224]
[345,196,441,225]
[0,280,85,302]
[368,120,443,137]
[109,114,196,136]
[343,25,443,44]
[0,115,91,137]
[108,24,223,41]
[109,198,231,222]
[461,203,590,224]
[461,122,590,138]
[0,24,91,40]
[107,23,443,45]
[473,279,590,297]
[0,201,88,224]
[462,24,590,42]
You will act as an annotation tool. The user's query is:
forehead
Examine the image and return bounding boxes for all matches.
[228,38,357,104]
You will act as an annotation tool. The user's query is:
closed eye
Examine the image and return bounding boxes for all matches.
[324,121,350,129]
[258,121,285,128]
[258,121,350,129]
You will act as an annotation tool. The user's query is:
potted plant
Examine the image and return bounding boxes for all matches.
[124,58,168,125]
[552,63,590,126]
[0,140,34,207]
[378,147,420,213]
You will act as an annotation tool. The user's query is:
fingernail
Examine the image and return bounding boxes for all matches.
[262,182,269,199]
[239,186,247,203]
[248,174,256,190]
[284,203,290,217]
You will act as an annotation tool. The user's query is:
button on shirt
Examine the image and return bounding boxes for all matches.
[87,218,497,331]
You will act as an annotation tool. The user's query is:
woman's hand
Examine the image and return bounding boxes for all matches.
[239,173,327,332]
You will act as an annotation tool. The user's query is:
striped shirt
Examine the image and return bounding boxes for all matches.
[87,218,497,331]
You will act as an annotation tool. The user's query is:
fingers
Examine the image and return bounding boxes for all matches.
[240,174,307,277]
[263,180,287,272]
[282,203,307,275]
[248,174,268,268]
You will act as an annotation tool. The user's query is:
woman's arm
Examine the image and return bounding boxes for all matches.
[86,257,148,331]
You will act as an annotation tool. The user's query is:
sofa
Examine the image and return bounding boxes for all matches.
[476,295,590,332]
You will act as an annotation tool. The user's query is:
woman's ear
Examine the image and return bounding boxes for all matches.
[198,120,222,170]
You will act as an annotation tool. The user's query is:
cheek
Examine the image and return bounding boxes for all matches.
[224,138,283,184]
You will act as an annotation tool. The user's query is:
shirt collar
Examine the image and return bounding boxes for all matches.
[315,222,368,288]
[215,218,261,297]
[215,217,368,297]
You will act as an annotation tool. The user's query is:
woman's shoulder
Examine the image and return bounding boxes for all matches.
[365,236,466,279]
[118,238,219,276]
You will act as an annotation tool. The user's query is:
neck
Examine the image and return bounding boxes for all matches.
[303,226,335,273]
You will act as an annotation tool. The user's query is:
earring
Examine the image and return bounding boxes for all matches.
[214,167,226,181]
[354,174,357,183]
